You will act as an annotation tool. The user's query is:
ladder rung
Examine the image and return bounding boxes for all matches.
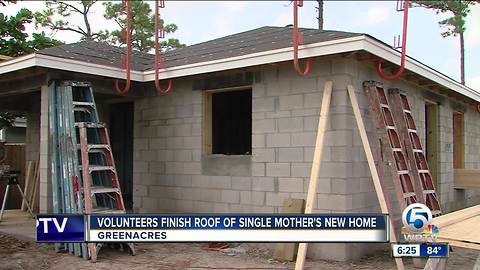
[79,165,115,172]
[75,122,105,128]
[73,108,93,113]
[392,148,403,152]
[413,149,423,153]
[380,103,389,108]
[418,169,430,173]
[408,129,417,133]
[423,190,436,194]
[91,208,125,214]
[88,144,111,152]
[76,144,111,152]
[403,192,416,198]
[398,170,409,174]
[73,101,95,107]
[89,186,121,195]
[403,109,412,114]
[386,125,396,130]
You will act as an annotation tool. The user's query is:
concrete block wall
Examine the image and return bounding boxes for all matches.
[39,85,51,213]
[25,112,40,163]
[351,60,480,213]
[132,59,363,261]
[132,56,480,261]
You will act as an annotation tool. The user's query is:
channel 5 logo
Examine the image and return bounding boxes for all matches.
[36,215,85,242]
[402,203,433,232]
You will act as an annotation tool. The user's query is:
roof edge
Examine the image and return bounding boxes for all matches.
[0,35,478,102]
[362,36,480,102]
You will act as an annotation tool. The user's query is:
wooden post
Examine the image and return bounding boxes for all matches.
[347,85,404,270]
[294,81,332,270]
[274,198,305,261]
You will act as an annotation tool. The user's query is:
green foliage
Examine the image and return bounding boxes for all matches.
[0,112,22,129]
[99,1,185,52]
[34,1,100,41]
[413,1,479,37]
[0,5,63,56]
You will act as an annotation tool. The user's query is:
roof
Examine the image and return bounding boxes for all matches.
[36,26,362,71]
[0,26,479,102]
[38,41,154,71]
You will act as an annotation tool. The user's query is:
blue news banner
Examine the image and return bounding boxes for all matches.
[37,214,389,243]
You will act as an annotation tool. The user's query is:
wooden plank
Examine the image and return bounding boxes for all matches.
[295,81,332,270]
[454,169,480,189]
[21,161,35,211]
[432,205,480,228]
[440,239,480,250]
[453,112,464,169]
[438,216,480,244]
[203,91,212,155]
[29,159,40,213]
[424,258,447,270]
[347,85,404,270]
[274,199,305,261]
[402,205,480,250]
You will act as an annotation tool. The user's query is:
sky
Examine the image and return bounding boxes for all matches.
[3,1,480,90]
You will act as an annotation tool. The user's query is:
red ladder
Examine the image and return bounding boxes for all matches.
[78,123,135,262]
[364,82,419,211]
[388,89,442,216]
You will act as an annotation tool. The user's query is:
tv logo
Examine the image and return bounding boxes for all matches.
[402,203,432,232]
[36,215,85,242]
[401,203,438,242]
[37,217,68,233]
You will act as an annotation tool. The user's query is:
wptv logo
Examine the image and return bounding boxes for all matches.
[401,203,439,242]
[36,215,85,242]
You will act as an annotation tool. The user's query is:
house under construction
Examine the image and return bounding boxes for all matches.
[0,25,479,261]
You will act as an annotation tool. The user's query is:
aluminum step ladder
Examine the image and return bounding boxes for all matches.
[49,81,134,261]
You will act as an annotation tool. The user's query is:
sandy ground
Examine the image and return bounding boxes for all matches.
[0,233,478,270]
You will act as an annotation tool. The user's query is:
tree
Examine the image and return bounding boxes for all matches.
[0,8,63,56]
[316,0,324,30]
[100,1,185,53]
[0,1,61,123]
[34,1,100,41]
[0,112,23,130]
[413,1,479,85]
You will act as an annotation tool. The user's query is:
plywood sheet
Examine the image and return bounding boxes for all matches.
[432,205,480,250]
[454,169,480,189]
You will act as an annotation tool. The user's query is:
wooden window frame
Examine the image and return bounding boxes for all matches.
[202,86,252,156]
[425,101,439,189]
[453,111,465,169]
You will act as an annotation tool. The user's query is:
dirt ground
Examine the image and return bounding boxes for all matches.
[0,233,478,270]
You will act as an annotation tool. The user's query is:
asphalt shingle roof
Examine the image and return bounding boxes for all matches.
[37,26,362,71]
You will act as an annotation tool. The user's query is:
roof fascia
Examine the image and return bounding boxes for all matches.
[35,54,144,81]
[142,35,365,81]
[362,36,480,101]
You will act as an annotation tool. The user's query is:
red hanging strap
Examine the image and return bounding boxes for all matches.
[154,0,173,94]
[292,0,312,77]
[376,0,409,80]
[114,0,132,95]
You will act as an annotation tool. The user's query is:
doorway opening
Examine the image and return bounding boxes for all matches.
[109,102,134,210]
[425,102,439,190]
